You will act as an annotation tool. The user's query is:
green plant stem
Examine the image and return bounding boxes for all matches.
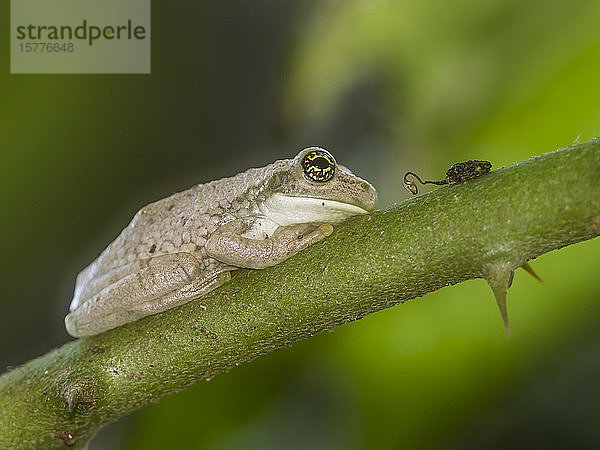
[1,140,599,449]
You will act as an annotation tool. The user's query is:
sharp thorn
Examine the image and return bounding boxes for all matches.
[485,263,514,338]
[521,262,544,284]
[490,282,511,337]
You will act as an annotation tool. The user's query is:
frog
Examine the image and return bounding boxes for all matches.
[65,147,378,337]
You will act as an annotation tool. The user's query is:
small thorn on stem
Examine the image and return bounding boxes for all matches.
[485,262,514,337]
[521,262,544,284]
[490,280,511,337]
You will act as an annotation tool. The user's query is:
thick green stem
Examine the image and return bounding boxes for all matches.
[1,140,599,449]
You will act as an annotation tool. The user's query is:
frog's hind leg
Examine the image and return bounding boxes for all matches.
[79,268,232,338]
[71,259,153,312]
[65,253,232,337]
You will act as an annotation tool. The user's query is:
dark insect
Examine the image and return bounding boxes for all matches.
[403,160,492,195]
[302,149,336,183]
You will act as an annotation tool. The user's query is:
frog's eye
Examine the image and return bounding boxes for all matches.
[302,149,336,183]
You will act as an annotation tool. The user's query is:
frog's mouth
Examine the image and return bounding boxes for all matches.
[260,193,371,227]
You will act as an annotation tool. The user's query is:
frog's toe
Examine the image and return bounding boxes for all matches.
[317,224,334,236]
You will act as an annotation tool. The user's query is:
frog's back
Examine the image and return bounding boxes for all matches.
[74,162,283,290]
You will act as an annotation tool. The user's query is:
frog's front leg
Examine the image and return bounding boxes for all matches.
[206,217,334,269]
[65,253,232,337]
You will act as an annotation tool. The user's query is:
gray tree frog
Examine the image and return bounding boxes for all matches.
[65,147,377,337]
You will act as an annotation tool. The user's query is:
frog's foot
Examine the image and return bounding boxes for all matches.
[133,269,232,315]
[272,222,333,244]
[206,218,334,269]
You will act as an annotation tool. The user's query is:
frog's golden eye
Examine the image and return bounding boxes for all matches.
[302,149,336,183]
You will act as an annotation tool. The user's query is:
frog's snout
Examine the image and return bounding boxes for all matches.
[357,181,378,212]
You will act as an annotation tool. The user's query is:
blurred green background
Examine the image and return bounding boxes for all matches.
[2,0,600,448]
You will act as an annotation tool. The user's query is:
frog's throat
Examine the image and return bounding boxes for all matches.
[260,193,370,226]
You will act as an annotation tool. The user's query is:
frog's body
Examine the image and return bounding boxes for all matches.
[65,147,377,337]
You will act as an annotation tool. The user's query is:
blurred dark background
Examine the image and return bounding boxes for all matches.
[1,1,600,448]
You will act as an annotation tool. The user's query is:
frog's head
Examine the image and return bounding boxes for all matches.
[261,147,378,226]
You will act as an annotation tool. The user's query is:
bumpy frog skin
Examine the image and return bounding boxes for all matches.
[65,147,377,337]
